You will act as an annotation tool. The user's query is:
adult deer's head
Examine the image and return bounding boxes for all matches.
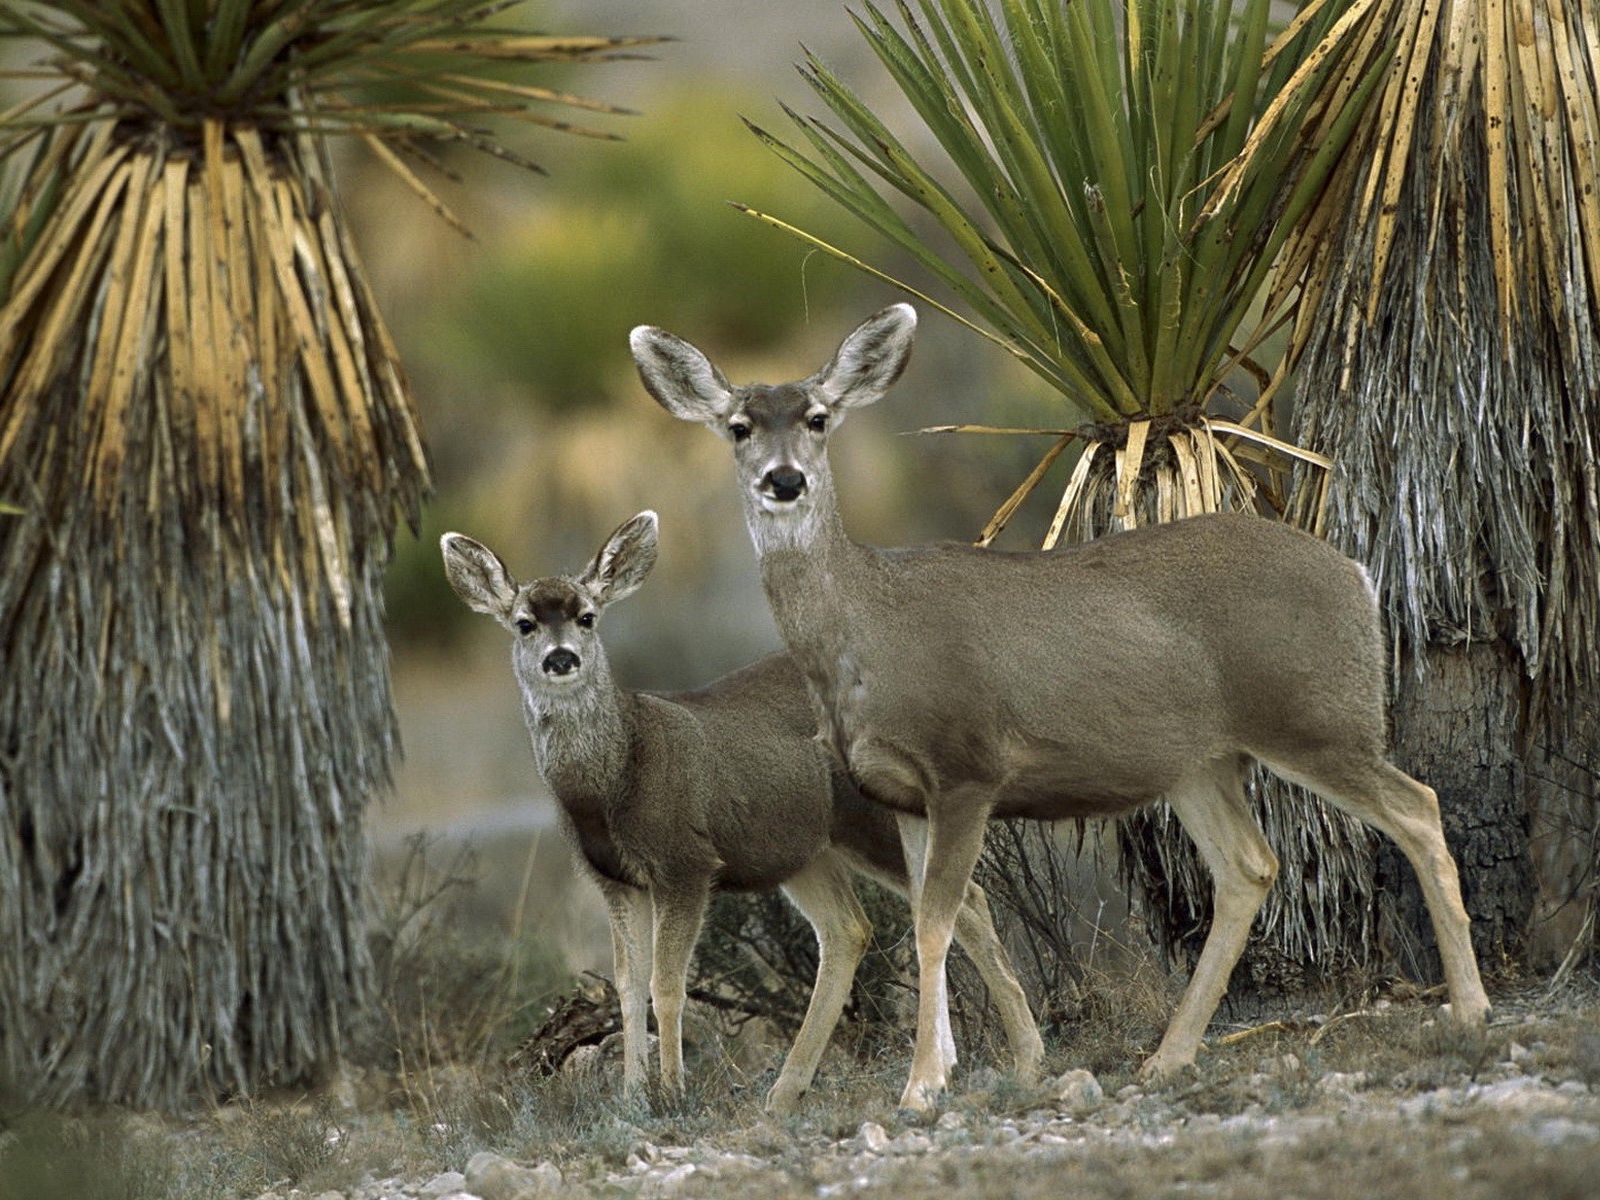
[630,305,917,549]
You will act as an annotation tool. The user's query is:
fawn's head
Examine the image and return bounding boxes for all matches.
[440,511,658,700]
[630,305,917,548]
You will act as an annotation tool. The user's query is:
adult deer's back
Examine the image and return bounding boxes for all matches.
[786,512,1391,820]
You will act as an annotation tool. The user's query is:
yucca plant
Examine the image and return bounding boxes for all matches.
[741,0,1400,978]
[0,1,653,1107]
[1261,0,1600,965]
[742,0,1396,541]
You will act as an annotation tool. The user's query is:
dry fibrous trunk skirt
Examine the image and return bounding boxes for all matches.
[0,124,426,1107]
[1284,74,1596,971]
[1380,643,1535,973]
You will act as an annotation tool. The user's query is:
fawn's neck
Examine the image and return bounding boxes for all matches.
[518,659,634,814]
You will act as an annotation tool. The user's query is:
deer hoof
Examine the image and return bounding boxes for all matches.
[1443,998,1492,1027]
[898,1075,943,1113]
[765,1078,804,1115]
[1015,1033,1046,1083]
[1137,1050,1195,1083]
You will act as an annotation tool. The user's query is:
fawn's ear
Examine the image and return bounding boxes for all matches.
[809,303,917,411]
[440,532,517,620]
[582,510,659,607]
[630,326,736,425]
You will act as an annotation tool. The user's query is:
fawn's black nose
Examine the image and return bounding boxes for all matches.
[764,466,808,502]
[542,648,580,676]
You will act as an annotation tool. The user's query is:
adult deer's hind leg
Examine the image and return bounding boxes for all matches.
[1142,758,1279,1080]
[766,851,872,1113]
[1268,752,1490,1025]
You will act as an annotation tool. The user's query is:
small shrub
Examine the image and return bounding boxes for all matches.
[361,833,573,1081]
[228,1101,344,1192]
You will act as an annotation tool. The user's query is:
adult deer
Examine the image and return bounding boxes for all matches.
[631,305,1492,1110]
[441,511,1041,1111]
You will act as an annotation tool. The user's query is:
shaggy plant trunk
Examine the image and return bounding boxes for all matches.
[0,125,427,1108]
[1287,76,1598,970]
[1379,645,1533,972]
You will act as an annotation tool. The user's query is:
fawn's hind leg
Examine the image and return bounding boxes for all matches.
[766,851,872,1113]
[840,845,1043,1083]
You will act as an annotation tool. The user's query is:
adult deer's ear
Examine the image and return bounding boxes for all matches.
[582,510,659,607]
[630,326,736,425]
[440,533,517,621]
[809,304,917,411]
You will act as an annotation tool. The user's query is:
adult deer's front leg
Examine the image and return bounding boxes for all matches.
[649,879,709,1100]
[896,814,957,1073]
[901,793,992,1111]
[601,881,653,1096]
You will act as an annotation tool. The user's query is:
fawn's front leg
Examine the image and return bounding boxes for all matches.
[601,881,653,1096]
[649,878,710,1099]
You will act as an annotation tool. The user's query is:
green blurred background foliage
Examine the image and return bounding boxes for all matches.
[444,89,868,409]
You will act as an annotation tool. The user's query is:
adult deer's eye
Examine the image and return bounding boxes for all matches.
[577,612,596,629]
[729,421,751,442]
[515,618,535,635]
[807,412,829,433]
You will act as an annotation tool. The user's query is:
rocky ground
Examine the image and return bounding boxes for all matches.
[227,984,1600,1200]
[343,1067,1596,1200]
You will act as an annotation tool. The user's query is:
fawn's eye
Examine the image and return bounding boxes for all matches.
[807,412,829,433]
[577,612,596,629]
[729,420,751,442]
[515,618,535,635]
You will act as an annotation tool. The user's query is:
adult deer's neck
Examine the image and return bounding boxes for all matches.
[750,490,876,676]
[518,658,633,814]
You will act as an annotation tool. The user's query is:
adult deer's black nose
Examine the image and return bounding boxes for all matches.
[764,466,808,502]
[542,648,580,676]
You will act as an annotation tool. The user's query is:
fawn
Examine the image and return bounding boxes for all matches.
[441,510,1042,1110]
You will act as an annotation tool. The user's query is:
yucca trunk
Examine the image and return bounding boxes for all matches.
[0,117,425,1106]
[0,0,648,1107]
[1285,0,1600,969]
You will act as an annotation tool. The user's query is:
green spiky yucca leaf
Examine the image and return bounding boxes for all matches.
[743,0,1385,426]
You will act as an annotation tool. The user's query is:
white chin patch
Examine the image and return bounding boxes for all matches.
[757,493,805,515]
[541,670,583,686]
